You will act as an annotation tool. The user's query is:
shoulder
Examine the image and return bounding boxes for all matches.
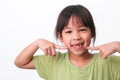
[94,53,120,62]
[94,53,120,74]
[106,55,120,74]
[33,51,68,63]
[95,53,120,68]
[55,51,67,59]
[108,55,120,64]
[34,51,67,58]
[33,52,68,77]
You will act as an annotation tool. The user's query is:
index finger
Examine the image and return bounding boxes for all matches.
[55,44,68,50]
[87,46,100,50]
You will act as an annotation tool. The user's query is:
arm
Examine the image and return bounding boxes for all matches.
[14,39,67,69]
[14,39,39,69]
[87,41,120,59]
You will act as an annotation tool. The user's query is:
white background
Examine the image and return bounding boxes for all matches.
[0,0,120,80]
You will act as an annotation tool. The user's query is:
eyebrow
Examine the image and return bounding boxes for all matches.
[64,24,86,29]
[64,27,71,29]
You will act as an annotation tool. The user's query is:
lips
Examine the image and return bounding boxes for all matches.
[71,43,83,50]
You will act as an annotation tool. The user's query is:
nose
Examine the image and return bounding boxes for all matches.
[72,32,81,41]
[72,38,80,41]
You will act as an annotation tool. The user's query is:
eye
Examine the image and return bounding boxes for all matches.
[65,30,72,33]
[79,28,87,32]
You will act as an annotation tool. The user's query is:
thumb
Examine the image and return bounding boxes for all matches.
[55,44,68,50]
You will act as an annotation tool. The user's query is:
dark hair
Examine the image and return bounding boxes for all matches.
[54,4,96,42]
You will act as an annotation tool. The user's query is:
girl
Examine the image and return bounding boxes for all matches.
[14,4,120,80]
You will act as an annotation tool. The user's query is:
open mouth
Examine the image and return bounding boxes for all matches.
[71,43,84,50]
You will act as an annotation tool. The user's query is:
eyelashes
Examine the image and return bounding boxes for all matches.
[79,29,87,32]
[65,29,87,34]
[65,31,72,33]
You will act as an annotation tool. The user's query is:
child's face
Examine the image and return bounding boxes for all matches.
[59,16,92,56]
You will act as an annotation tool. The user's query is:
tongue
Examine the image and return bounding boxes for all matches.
[73,45,81,50]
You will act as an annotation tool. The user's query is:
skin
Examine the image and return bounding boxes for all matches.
[14,39,120,69]
[14,39,67,69]
[59,16,93,67]
[87,41,120,59]
[14,16,120,69]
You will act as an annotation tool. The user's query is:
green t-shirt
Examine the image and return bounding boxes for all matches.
[33,52,120,80]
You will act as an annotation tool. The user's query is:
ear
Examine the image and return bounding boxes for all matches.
[58,33,64,42]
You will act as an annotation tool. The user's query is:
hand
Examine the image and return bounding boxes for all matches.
[87,41,120,59]
[37,39,67,56]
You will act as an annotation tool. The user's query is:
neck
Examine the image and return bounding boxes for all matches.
[69,52,93,68]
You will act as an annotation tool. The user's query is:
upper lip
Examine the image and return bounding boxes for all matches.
[71,42,84,46]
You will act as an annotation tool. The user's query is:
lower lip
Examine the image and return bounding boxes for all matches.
[72,45,83,51]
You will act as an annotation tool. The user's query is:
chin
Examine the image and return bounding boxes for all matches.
[74,52,84,56]
[69,49,88,56]
[69,50,83,56]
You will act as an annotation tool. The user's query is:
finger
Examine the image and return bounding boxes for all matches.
[87,46,100,50]
[102,53,109,59]
[102,55,108,59]
[51,46,56,56]
[99,50,103,57]
[43,49,48,55]
[55,44,68,50]
[47,48,52,56]
[99,50,108,59]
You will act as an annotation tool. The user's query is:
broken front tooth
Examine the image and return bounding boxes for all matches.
[73,44,80,47]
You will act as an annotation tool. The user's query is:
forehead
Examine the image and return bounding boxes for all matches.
[64,16,84,28]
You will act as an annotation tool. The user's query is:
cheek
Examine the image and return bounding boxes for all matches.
[86,38,91,46]
[62,37,70,46]
[82,34,92,45]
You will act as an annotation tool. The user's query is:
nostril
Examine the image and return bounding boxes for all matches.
[72,37,80,41]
